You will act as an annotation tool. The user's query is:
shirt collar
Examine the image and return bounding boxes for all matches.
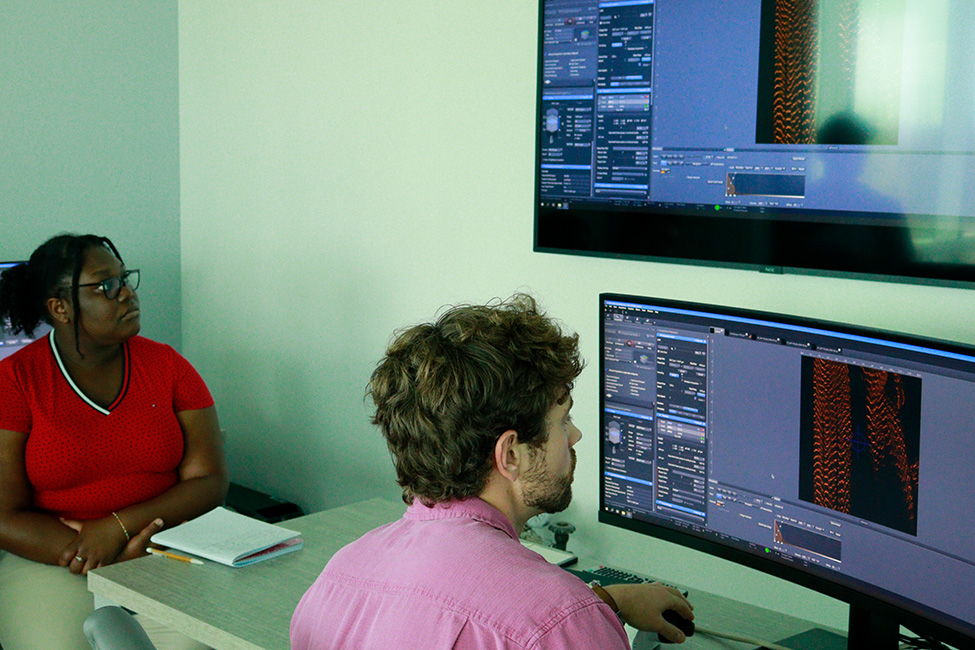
[406,497,517,540]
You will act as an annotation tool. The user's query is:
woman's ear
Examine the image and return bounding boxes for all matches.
[46,296,71,325]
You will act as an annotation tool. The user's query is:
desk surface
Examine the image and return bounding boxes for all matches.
[89,497,835,650]
[88,497,406,650]
[627,581,843,650]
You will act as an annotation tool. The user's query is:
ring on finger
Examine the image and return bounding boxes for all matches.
[74,556,84,563]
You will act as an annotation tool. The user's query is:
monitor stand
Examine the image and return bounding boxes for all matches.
[769,628,847,649]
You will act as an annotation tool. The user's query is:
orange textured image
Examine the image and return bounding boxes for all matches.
[772,0,818,144]
[804,357,920,533]
[811,358,852,512]
[862,367,918,520]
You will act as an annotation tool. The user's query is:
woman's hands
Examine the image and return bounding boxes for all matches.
[58,515,127,574]
[115,518,164,563]
[58,516,164,575]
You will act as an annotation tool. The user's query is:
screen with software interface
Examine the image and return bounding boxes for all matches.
[537,0,975,282]
[0,262,49,361]
[599,294,975,640]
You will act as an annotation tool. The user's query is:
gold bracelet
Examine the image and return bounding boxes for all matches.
[111,511,131,541]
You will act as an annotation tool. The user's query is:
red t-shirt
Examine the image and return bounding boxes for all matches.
[0,332,214,520]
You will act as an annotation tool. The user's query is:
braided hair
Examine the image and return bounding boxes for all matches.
[0,233,125,356]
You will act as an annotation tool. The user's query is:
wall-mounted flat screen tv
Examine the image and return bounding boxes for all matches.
[535,0,975,286]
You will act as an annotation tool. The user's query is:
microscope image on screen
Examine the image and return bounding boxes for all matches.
[755,0,904,146]
[799,357,921,536]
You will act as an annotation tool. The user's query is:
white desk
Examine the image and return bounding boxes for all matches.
[89,497,838,650]
[88,497,405,650]
[627,585,845,650]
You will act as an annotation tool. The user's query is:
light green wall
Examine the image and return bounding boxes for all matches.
[178,1,975,632]
[0,1,182,348]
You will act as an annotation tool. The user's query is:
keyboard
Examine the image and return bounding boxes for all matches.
[565,564,654,585]
[566,565,689,597]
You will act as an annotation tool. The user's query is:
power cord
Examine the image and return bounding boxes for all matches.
[695,626,944,650]
[695,624,798,650]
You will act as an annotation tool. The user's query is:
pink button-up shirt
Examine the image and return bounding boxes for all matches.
[291,497,629,650]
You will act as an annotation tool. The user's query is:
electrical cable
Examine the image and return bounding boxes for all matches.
[695,624,798,650]
[695,626,946,650]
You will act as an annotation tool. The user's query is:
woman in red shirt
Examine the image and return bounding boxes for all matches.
[0,233,228,650]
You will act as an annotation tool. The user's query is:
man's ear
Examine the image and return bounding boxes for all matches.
[493,429,524,482]
[46,296,72,325]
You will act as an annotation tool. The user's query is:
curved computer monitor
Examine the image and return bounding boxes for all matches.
[599,293,975,649]
[0,261,51,361]
[537,1,975,286]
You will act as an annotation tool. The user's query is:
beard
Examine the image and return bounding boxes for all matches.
[523,448,576,514]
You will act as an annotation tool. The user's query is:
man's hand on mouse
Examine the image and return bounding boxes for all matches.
[603,582,695,642]
[659,609,696,644]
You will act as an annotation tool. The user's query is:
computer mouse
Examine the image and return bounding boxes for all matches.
[657,609,695,644]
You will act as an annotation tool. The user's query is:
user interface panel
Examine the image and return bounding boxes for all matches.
[600,294,975,634]
[537,1,975,280]
[540,0,975,221]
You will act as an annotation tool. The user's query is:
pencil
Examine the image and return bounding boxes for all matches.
[147,548,204,565]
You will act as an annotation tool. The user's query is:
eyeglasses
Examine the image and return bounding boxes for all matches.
[76,269,141,300]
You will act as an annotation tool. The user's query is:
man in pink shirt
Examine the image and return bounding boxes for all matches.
[291,294,694,649]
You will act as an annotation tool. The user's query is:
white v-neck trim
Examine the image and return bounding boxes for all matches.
[49,330,111,416]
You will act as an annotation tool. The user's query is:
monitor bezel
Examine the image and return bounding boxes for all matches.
[597,292,975,649]
[534,1,975,289]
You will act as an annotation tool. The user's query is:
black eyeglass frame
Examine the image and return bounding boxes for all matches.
[75,269,141,300]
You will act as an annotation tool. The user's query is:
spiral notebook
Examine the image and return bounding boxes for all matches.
[150,506,303,567]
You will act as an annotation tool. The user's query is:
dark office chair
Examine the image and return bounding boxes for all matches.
[84,607,158,650]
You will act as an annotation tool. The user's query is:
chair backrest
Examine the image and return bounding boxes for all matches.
[83,607,158,650]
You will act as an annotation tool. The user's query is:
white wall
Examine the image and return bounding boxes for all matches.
[178,1,975,632]
[1,2,182,347]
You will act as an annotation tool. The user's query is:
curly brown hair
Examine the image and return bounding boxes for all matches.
[368,294,583,505]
